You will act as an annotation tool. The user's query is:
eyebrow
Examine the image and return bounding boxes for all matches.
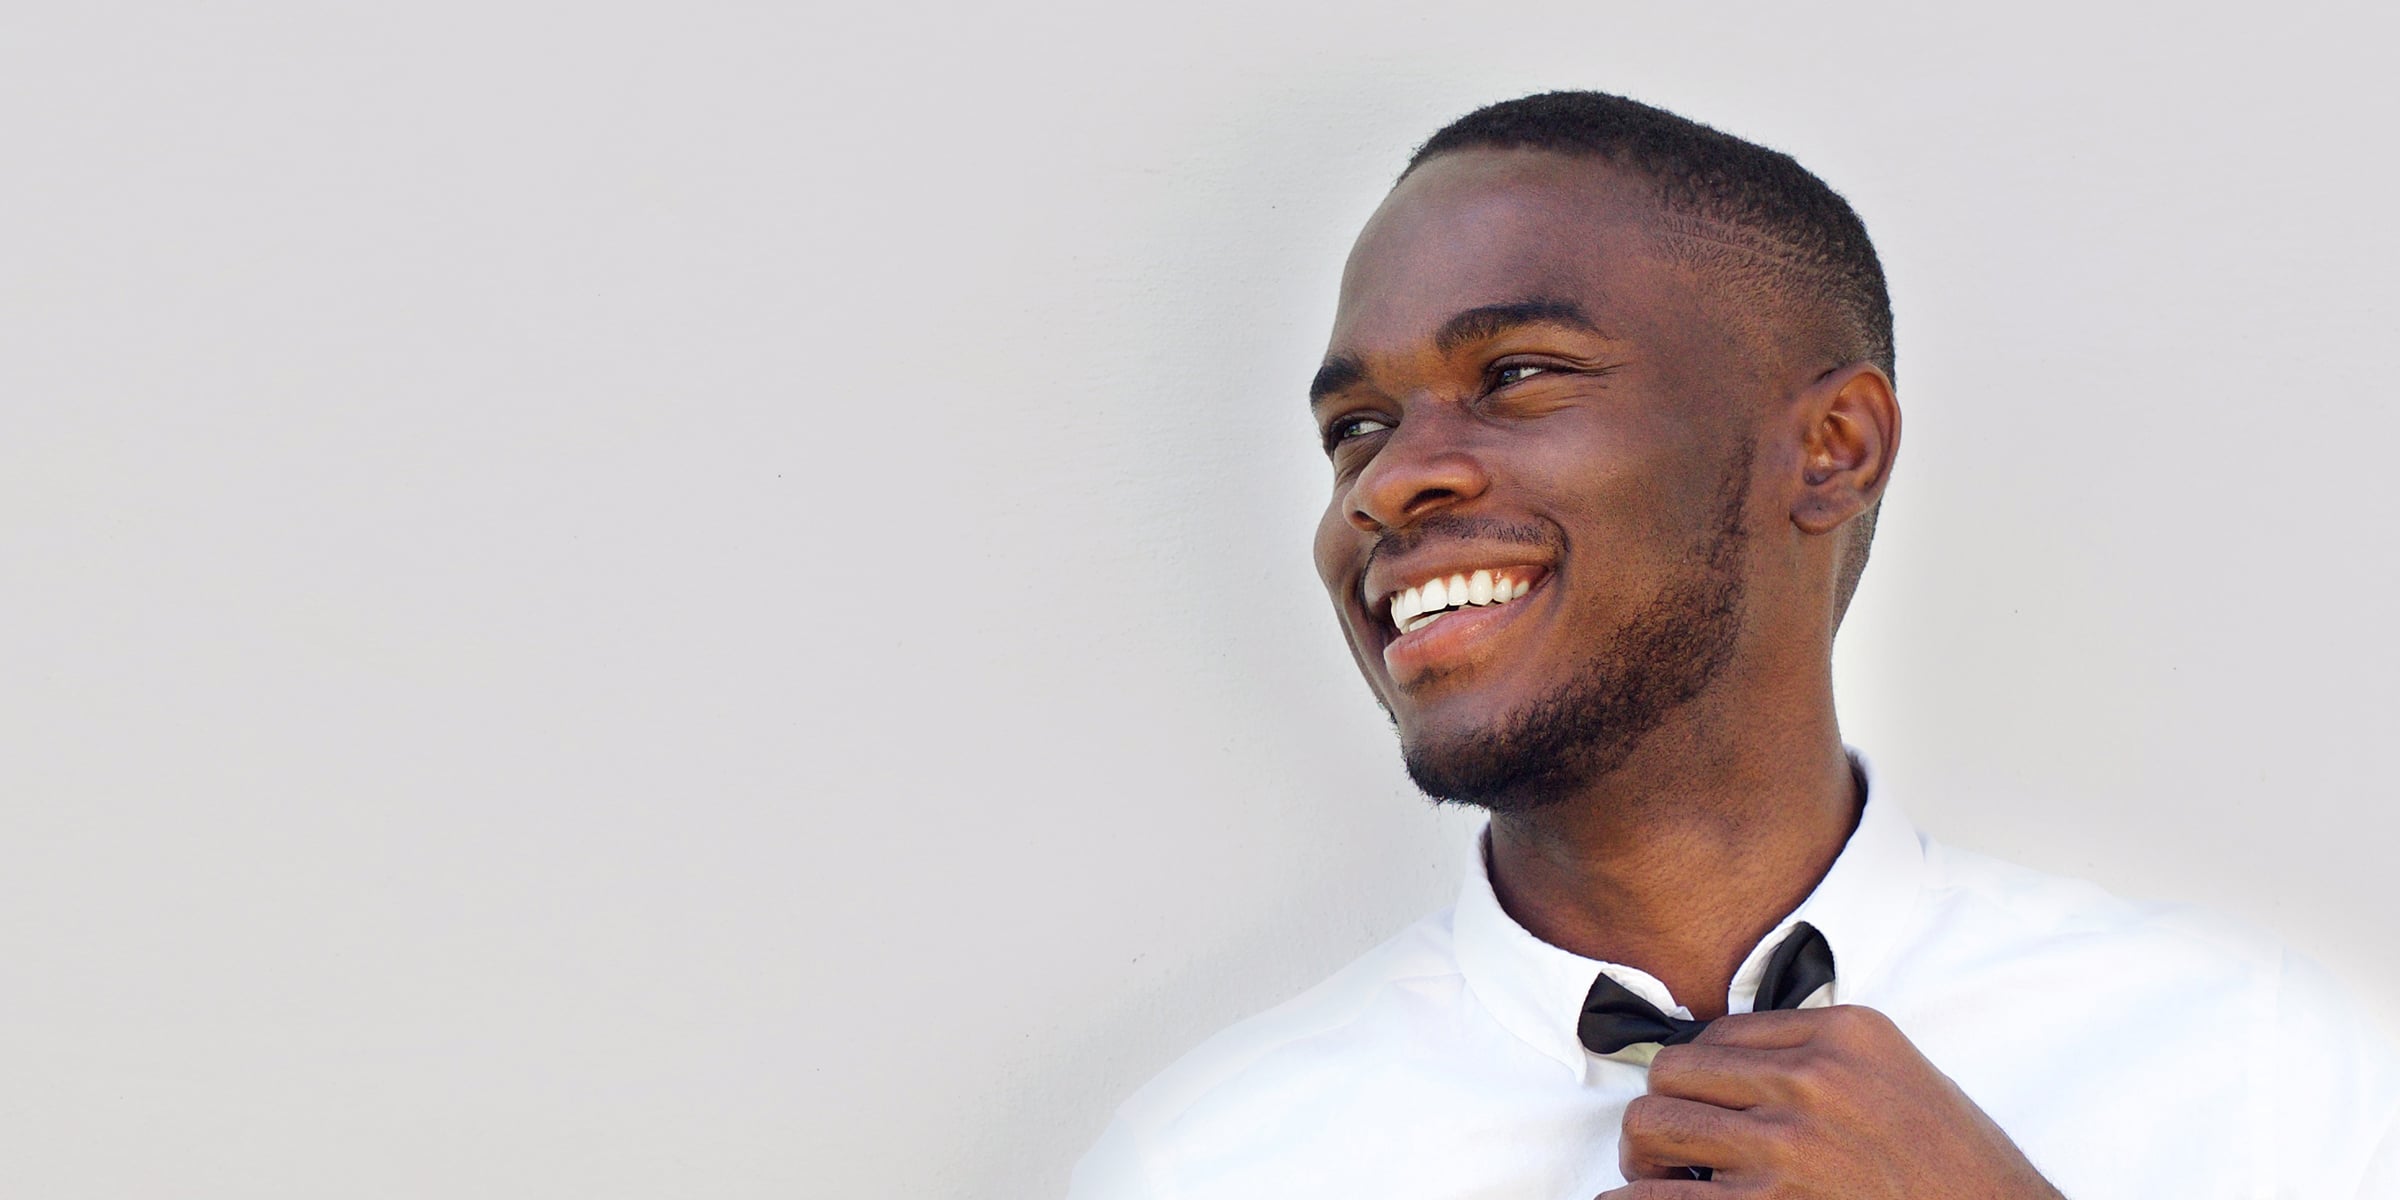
[1308,298,1606,408]
[1308,355,1367,407]
[1434,298,1604,355]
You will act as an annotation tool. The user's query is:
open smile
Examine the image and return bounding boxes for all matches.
[1376,567,1543,634]
[1364,564,1552,685]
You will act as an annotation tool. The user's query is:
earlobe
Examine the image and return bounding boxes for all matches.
[1791,364,1899,536]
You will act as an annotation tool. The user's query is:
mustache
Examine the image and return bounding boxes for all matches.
[1366,513,1558,571]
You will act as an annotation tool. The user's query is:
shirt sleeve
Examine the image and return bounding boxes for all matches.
[2360,1115,2400,1198]
[1065,1113,1169,1200]
[2265,948,2400,1199]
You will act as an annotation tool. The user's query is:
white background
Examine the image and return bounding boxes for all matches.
[3,2,2395,1196]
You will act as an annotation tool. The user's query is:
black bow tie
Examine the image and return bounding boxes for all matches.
[1577,922,1836,1056]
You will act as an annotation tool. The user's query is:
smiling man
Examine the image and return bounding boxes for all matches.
[1070,92,2400,1199]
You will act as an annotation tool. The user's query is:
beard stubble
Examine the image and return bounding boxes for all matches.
[1399,445,1754,813]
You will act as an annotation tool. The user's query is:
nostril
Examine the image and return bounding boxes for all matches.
[1355,485,1466,532]
[1401,488,1464,522]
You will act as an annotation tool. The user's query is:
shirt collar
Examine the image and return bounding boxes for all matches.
[1450,751,1927,1082]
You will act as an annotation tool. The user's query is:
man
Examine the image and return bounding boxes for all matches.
[1070,91,2399,1198]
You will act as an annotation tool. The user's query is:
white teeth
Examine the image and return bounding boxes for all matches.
[1383,569,1539,633]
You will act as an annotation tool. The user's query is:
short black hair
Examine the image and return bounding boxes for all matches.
[1405,90,1891,624]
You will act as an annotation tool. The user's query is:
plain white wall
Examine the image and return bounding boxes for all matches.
[3,2,2394,1196]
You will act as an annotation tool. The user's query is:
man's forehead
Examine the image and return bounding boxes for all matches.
[1329,150,1670,352]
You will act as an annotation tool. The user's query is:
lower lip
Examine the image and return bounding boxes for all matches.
[1379,582,1545,685]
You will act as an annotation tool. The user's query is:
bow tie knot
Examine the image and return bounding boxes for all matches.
[1577,922,1836,1056]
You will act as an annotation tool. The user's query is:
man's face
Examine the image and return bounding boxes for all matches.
[1310,150,1772,809]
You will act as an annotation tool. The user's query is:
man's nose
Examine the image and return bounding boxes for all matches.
[1344,407,1491,533]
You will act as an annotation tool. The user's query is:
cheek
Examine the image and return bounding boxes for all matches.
[1541,419,1725,528]
[1312,502,1354,595]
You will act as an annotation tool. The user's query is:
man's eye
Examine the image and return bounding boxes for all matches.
[1323,414,1393,450]
[1492,363,1551,387]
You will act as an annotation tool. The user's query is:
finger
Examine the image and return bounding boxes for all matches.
[1595,1181,1716,1200]
[1645,1042,1794,1109]
[1690,1006,1838,1049]
[1617,1093,1754,1182]
[1699,1004,1902,1055]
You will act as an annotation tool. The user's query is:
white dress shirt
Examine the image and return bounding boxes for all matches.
[1070,760,2400,1198]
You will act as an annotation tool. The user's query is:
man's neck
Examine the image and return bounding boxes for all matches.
[1482,721,1861,1021]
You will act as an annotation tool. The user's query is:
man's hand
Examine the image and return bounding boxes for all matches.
[1601,1005,2064,1199]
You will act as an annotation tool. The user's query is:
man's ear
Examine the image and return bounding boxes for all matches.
[1790,363,1899,536]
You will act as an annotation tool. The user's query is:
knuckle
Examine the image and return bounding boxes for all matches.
[1622,1096,1701,1150]
[1825,1003,1893,1040]
[1646,1043,1691,1083]
[1621,1093,1668,1137]
[1783,1049,1837,1101]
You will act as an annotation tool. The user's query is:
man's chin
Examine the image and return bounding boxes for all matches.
[1397,725,1582,815]
[1389,680,1673,815]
